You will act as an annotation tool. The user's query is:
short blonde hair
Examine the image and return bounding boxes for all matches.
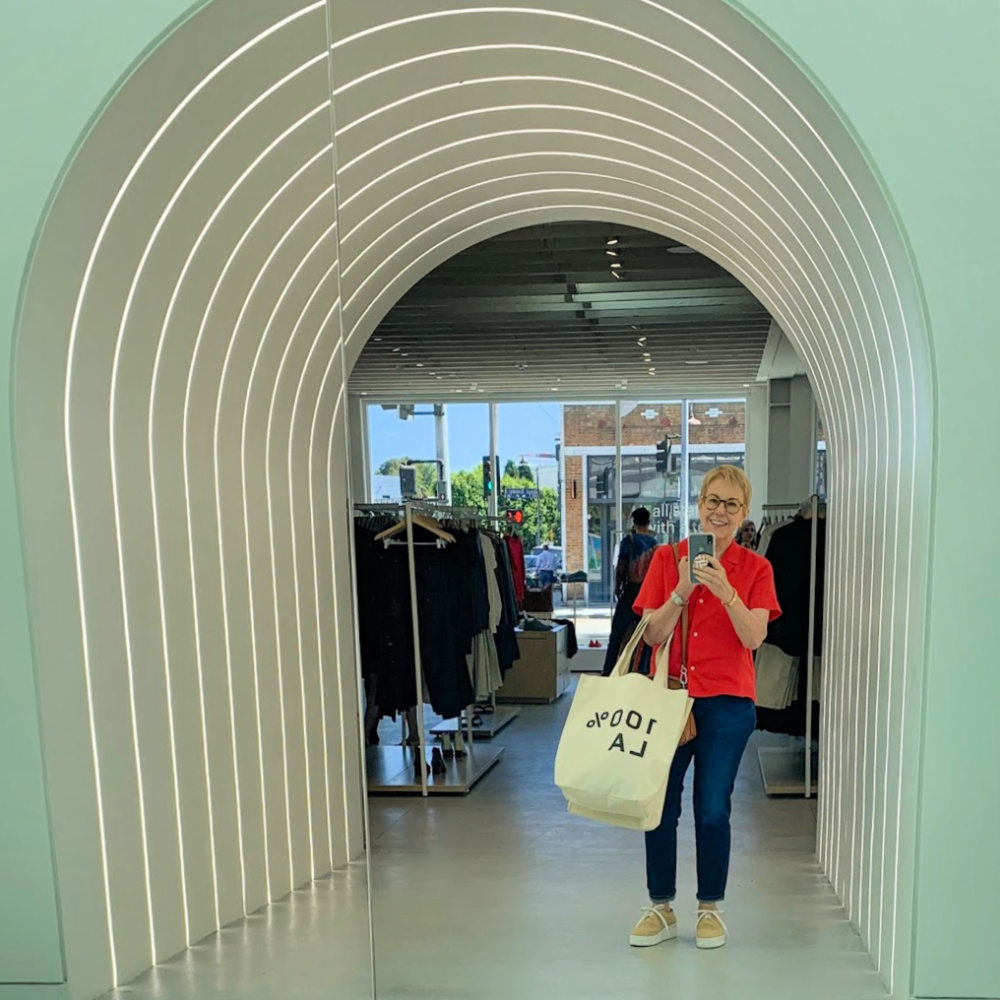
[700,464,752,510]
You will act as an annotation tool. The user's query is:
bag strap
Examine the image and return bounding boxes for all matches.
[612,614,673,689]
[671,544,691,689]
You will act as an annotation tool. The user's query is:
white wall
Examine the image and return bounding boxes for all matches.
[14,3,363,996]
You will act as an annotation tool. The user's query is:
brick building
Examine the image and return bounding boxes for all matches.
[561,401,747,601]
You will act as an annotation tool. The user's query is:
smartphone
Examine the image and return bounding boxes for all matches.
[688,533,715,585]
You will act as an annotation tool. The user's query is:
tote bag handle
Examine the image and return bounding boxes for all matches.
[611,613,671,687]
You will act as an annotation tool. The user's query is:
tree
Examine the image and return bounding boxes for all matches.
[447,464,561,549]
[378,457,406,475]
[377,456,437,498]
[504,459,519,479]
[517,462,535,482]
[499,471,560,550]
[450,467,488,514]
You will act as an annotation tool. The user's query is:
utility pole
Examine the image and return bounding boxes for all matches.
[434,403,451,502]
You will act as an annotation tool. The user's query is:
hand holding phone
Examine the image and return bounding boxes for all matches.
[688,533,715,585]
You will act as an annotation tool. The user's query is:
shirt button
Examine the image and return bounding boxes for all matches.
[699,599,704,605]
[693,632,699,638]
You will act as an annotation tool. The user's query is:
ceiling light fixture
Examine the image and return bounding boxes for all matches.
[606,238,619,246]
[612,271,623,280]
[610,262,622,269]
[605,250,618,257]
[637,337,647,346]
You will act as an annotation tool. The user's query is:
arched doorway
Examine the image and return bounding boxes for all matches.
[11,1,931,996]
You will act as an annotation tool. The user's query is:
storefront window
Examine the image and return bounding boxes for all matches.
[686,400,747,533]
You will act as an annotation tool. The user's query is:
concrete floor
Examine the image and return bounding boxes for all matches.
[368,686,887,1000]
[105,682,886,1000]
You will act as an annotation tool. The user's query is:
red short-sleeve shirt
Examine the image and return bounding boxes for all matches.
[633,539,781,701]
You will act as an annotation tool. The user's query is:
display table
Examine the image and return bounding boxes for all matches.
[497,624,571,703]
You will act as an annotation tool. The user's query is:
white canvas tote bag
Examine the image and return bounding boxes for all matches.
[554,616,693,831]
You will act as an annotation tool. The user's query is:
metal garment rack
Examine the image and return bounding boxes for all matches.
[354,501,504,795]
[756,495,820,798]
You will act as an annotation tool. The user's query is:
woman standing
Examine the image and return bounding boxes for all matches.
[601,507,659,676]
[628,466,780,950]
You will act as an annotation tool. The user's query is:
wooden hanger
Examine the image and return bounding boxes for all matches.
[374,512,455,544]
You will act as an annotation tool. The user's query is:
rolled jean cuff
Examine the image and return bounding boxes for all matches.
[696,894,725,903]
[649,895,675,905]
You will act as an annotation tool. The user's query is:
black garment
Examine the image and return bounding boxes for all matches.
[353,517,417,717]
[758,516,825,736]
[413,526,478,718]
[549,618,579,659]
[764,516,826,657]
[353,518,479,720]
[601,581,642,676]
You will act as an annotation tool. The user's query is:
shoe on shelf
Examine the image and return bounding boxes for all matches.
[431,747,447,776]
[441,734,454,758]
[629,905,677,948]
[454,731,467,758]
[695,908,727,950]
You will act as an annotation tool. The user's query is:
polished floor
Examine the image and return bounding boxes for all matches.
[105,682,886,1000]
[368,687,887,1000]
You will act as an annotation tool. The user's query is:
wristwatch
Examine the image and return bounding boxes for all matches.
[670,591,688,608]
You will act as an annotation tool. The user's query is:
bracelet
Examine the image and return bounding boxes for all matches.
[723,588,739,608]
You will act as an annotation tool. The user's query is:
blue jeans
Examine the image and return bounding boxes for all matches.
[539,570,556,588]
[645,695,756,904]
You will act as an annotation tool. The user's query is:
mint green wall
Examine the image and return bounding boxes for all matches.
[0,1,201,986]
[734,2,1000,996]
[3,1,997,997]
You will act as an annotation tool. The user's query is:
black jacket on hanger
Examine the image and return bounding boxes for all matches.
[764,516,826,658]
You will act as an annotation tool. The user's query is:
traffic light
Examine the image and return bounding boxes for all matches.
[505,509,524,525]
[655,438,671,473]
[399,464,417,498]
[482,455,494,496]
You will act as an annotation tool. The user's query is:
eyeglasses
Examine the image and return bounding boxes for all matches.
[701,494,745,515]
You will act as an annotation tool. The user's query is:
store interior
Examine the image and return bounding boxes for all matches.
[348,223,866,999]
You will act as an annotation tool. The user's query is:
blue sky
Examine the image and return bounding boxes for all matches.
[367,402,563,475]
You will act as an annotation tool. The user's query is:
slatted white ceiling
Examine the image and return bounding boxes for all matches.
[349,222,771,398]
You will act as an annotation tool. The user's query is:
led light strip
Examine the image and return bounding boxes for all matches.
[331,9,918,981]
[63,3,324,976]
[260,227,343,884]
[235,185,336,896]
[171,105,332,916]
[198,144,332,909]
[128,48,328,936]
[330,57,912,992]
[53,4,927,992]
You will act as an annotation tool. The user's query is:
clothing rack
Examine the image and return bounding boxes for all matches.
[756,496,820,798]
[354,501,505,795]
